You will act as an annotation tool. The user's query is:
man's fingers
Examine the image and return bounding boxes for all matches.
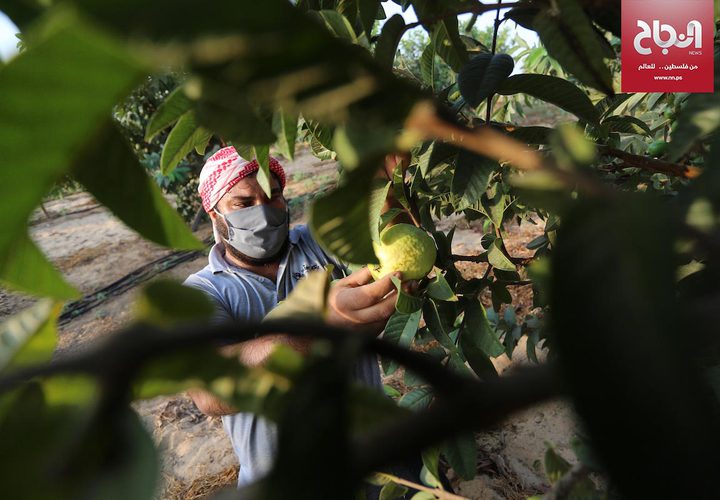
[352,272,401,308]
[354,290,398,324]
[342,267,373,287]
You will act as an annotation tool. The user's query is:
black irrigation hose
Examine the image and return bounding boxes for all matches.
[58,236,213,326]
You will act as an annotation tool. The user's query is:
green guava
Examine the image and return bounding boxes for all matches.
[648,140,669,158]
[368,224,437,281]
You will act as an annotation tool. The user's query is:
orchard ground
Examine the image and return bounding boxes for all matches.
[1,143,578,500]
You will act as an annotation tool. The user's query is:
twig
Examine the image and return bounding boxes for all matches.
[452,254,486,263]
[484,0,503,126]
[190,205,206,231]
[404,102,610,197]
[452,254,533,267]
[372,472,467,500]
[598,145,701,179]
[403,2,520,31]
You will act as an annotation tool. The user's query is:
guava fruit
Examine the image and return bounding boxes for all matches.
[648,140,669,158]
[368,224,437,281]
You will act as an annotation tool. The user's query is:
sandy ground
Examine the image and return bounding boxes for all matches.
[1,144,578,499]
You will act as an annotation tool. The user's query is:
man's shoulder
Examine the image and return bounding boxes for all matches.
[289,224,313,244]
[183,264,220,294]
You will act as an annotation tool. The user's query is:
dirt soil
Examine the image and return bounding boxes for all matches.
[2,144,578,499]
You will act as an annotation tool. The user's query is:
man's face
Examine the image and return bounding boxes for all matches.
[210,172,288,265]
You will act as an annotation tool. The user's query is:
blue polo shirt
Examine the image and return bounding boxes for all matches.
[183,225,382,486]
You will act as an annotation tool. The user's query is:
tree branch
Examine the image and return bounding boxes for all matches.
[403,2,520,31]
[598,146,701,179]
[0,318,562,487]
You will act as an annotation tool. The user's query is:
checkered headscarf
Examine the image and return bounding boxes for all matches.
[198,146,286,213]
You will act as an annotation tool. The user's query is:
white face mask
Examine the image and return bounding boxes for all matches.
[215,204,289,260]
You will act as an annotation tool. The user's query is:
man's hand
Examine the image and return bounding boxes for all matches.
[327,267,405,333]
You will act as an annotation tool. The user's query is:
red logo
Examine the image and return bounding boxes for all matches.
[621,0,714,93]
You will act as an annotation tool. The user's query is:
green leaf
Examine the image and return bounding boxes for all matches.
[497,74,600,124]
[264,268,333,322]
[420,43,435,89]
[426,269,457,302]
[272,110,298,160]
[133,344,241,400]
[431,18,468,73]
[416,141,457,177]
[421,445,441,484]
[375,14,406,69]
[0,232,79,299]
[544,445,571,484]
[452,151,498,210]
[333,118,397,171]
[315,10,357,42]
[0,10,145,266]
[357,0,381,37]
[442,433,477,480]
[310,170,379,265]
[532,0,613,94]
[160,111,202,175]
[145,85,193,142]
[72,123,203,250]
[384,309,422,349]
[399,386,433,410]
[391,276,424,314]
[461,299,504,358]
[383,384,401,398]
[602,115,652,136]
[508,126,553,145]
[668,93,720,161]
[422,299,456,351]
[459,331,498,380]
[487,239,515,271]
[410,492,437,500]
[134,279,215,326]
[457,53,515,108]
[550,123,597,168]
[254,144,272,198]
[551,194,720,498]
[307,120,336,160]
[379,481,409,500]
[0,299,62,374]
[193,128,213,155]
[86,408,160,500]
[195,82,276,145]
[381,308,422,375]
[369,179,392,243]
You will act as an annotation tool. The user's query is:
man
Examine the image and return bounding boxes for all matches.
[183,146,406,489]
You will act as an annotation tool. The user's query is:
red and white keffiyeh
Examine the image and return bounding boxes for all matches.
[198,146,286,213]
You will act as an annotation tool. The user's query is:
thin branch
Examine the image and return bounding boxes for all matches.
[506,279,533,286]
[452,254,486,263]
[404,102,611,197]
[452,254,533,267]
[484,0,503,126]
[373,472,467,500]
[598,145,701,179]
[403,2,520,31]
